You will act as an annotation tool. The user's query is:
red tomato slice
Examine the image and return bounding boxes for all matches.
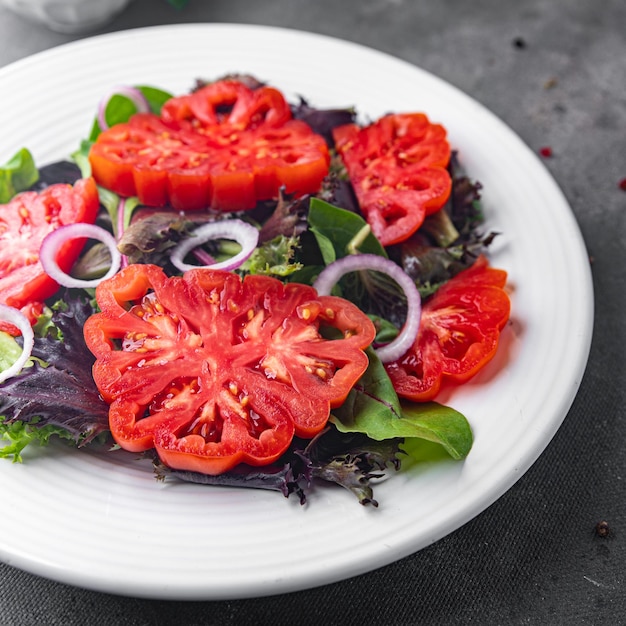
[0,177,100,331]
[333,112,452,246]
[384,256,511,401]
[83,264,376,475]
[161,80,292,130]
[89,80,330,212]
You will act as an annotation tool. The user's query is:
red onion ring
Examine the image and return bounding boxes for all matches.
[170,220,260,273]
[97,86,150,131]
[40,223,122,289]
[312,253,422,363]
[0,305,34,384]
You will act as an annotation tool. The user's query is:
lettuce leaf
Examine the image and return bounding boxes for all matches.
[0,294,110,460]
[0,148,39,203]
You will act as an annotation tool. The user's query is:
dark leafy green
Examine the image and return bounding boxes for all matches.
[153,425,402,506]
[291,97,356,146]
[0,294,110,460]
[29,160,82,191]
[117,210,196,270]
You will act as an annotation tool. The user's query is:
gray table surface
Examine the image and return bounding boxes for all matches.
[1,0,624,624]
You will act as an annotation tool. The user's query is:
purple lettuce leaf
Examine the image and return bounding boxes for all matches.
[0,293,109,446]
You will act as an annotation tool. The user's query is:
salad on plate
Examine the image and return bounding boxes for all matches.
[0,74,511,506]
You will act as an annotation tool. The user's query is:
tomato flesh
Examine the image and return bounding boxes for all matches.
[89,80,330,212]
[0,177,100,331]
[385,256,511,401]
[83,264,376,475]
[333,113,452,246]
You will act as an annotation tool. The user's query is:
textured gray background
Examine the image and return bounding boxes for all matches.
[0,0,625,624]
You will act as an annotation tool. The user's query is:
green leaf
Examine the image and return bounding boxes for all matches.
[331,350,473,460]
[243,235,304,277]
[331,348,403,436]
[308,198,386,260]
[394,401,474,460]
[86,85,174,142]
[0,418,74,463]
[0,332,23,372]
[310,228,336,265]
[71,139,93,177]
[138,85,174,114]
[0,148,39,203]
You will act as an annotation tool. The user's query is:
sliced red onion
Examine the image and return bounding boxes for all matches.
[97,86,150,131]
[170,220,259,273]
[40,223,122,289]
[0,305,34,384]
[312,253,422,363]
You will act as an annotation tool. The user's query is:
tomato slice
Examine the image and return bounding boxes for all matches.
[83,264,376,475]
[161,81,292,130]
[89,80,330,212]
[333,113,452,246]
[384,256,511,401]
[0,177,100,331]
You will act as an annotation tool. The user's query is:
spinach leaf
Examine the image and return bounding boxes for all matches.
[332,350,473,460]
[308,197,386,259]
[87,85,174,141]
[0,148,39,203]
[331,347,402,432]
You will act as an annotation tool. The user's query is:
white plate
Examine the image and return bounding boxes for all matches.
[0,24,593,600]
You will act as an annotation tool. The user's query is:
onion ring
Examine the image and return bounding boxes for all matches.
[40,223,122,289]
[0,305,35,384]
[313,253,422,363]
[170,220,259,273]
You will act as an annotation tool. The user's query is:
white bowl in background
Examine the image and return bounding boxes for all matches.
[2,0,132,33]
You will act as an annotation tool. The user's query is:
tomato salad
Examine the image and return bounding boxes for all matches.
[0,76,510,506]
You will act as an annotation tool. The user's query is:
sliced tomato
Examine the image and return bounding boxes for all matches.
[384,256,511,401]
[161,80,292,130]
[333,112,452,247]
[83,264,376,475]
[89,79,330,212]
[0,177,100,332]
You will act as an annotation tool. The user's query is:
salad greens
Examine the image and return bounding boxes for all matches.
[0,77,498,506]
[0,148,39,203]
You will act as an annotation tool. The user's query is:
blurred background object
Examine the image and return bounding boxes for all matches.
[1,0,133,33]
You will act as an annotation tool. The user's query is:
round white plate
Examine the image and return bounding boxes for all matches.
[0,24,593,600]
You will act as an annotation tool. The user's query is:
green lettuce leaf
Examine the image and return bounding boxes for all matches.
[0,148,39,203]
